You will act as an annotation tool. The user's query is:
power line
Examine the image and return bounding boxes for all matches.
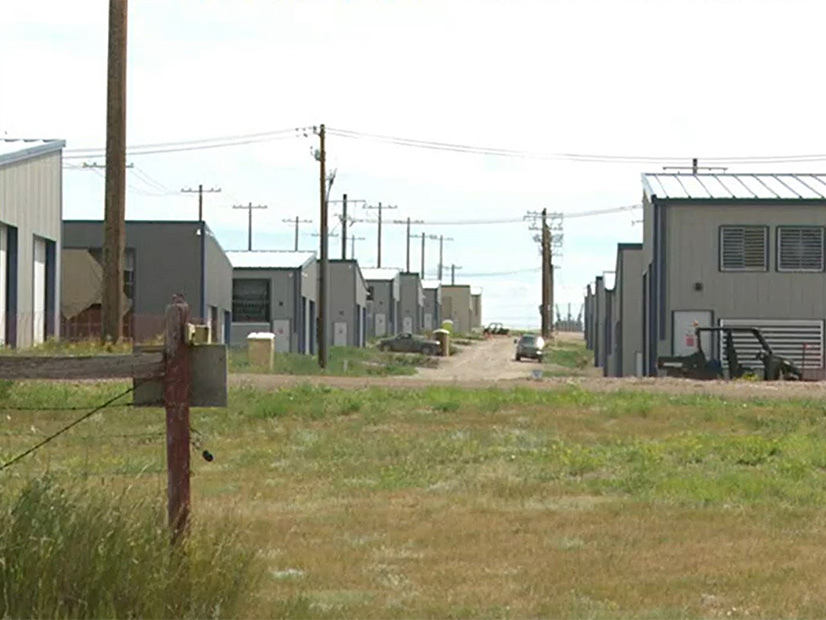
[59,125,826,164]
[64,132,299,159]
[0,385,137,473]
[64,127,300,156]
[327,127,826,165]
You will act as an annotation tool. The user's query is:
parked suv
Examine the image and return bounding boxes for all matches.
[515,333,545,362]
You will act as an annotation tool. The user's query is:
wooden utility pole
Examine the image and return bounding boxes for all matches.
[451,264,462,285]
[406,217,412,272]
[283,216,312,251]
[438,235,453,282]
[101,0,128,344]
[182,184,221,322]
[541,208,550,339]
[341,194,347,259]
[317,124,329,369]
[327,196,365,259]
[420,232,426,276]
[350,234,365,258]
[181,184,221,221]
[363,202,397,267]
[232,202,268,251]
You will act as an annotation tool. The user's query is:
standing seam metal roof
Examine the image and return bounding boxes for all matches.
[642,172,826,200]
[361,267,400,281]
[0,139,66,168]
[227,250,316,269]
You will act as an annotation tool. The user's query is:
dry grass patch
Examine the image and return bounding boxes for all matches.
[5,381,826,617]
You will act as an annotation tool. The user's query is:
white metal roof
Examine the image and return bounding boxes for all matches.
[361,267,400,281]
[421,279,441,290]
[0,138,66,168]
[227,250,315,269]
[642,172,826,201]
[471,286,482,295]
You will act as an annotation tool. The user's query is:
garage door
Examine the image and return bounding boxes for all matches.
[33,237,46,345]
[718,318,824,369]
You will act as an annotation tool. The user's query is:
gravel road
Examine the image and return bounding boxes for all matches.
[230,336,826,401]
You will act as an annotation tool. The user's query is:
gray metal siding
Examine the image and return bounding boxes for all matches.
[618,248,644,377]
[204,230,232,321]
[440,285,472,334]
[0,152,62,347]
[663,203,826,358]
[399,274,424,334]
[366,280,394,337]
[300,259,317,302]
[595,277,605,368]
[328,261,361,347]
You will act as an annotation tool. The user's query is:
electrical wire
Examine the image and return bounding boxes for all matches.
[64,127,300,155]
[59,124,826,164]
[0,385,138,473]
[64,131,302,159]
[131,166,174,193]
[328,127,826,165]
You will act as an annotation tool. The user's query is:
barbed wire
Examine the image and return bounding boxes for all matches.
[0,384,139,473]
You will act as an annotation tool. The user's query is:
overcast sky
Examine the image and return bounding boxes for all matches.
[3,0,826,327]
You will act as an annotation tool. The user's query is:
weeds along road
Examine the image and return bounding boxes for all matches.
[230,336,826,401]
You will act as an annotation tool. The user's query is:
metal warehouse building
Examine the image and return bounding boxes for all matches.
[362,267,400,338]
[329,259,369,347]
[612,243,644,377]
[422,280,441,331]
[0,139,65,348]
[470,287,482,330]
[63,220,233,344]
[642,171,826,376]
[228,250,317,353]
[441,284,473,334]
[398,272,424,334]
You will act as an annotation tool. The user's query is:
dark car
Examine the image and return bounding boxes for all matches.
[377,332,441,356]
[515,333,545,362]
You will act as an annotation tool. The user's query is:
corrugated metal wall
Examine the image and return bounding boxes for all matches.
[0,152,62,348]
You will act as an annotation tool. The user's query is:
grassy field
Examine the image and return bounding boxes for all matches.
[4,379,826,617]
[543,335,593,377]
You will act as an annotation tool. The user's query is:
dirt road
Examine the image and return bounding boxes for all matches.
[230,335,826,401]
[411,336,540,383]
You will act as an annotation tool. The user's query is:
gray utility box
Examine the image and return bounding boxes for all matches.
[132,344,228,408]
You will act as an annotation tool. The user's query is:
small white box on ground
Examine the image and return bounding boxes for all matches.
[247,332,275,370]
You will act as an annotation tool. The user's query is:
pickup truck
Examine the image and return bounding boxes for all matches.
[377,332,441,356]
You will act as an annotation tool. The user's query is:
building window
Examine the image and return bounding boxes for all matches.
[719,226,768,271]
[777,226,824,272]
[232,279,270,322]
[367,286,374,301]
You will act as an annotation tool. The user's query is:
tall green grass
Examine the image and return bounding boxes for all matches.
[0,477,260,619]
[543,338,591,370]
[228,345,437,376]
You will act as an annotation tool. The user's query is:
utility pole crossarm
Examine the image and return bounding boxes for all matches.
[232,202,269,251]
[283,216,312,251]
[181,184,221,221]
[363,202,398,268]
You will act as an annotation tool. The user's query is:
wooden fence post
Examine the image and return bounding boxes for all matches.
[164,296,191,544]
